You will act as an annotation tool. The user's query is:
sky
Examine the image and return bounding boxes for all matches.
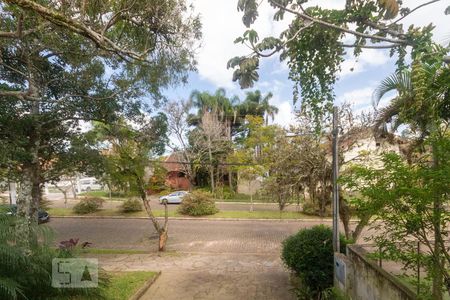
[163,0,450,128]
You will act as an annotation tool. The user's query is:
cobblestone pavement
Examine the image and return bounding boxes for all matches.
[49,218,330,252]
[50,218,330,299]
[99,253,295,300]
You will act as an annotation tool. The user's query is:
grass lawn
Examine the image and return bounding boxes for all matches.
[79,190,134,201]
[52,271,157,300]
[48,207,320,219]
[102,271,158,300]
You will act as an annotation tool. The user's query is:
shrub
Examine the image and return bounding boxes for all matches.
[73,197,104,214]
[177,191,219,216]
[121,198,143,213]
[0,215,106,299]
[281,225,349,298]
[214,186,235,200]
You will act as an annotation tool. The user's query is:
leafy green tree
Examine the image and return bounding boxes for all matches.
[228,116,269,210]
[0,0,201,223]
[370,55,450,299]
[87,115,171,251]
[341,144,450,298]
[228,0,447,128]
[238,90,279,125]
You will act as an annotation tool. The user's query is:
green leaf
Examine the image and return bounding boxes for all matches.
[244,29,259,44]
[234,37,245,44]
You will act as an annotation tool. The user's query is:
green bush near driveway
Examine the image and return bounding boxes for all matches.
[177,191,219,216]
[73,197,105,214]
[281,225,349,299]
[120,198,143,212]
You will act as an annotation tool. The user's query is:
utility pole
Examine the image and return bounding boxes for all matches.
[332,106,340,253]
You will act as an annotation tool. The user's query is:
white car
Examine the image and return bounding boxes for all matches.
[79,177,102,192]
[159,191,189,204]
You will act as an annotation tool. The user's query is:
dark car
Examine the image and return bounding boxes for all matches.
[0,204,50,224]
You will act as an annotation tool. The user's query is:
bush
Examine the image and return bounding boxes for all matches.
[121,198,143,213]
[177,191,219,216]
[281,225,349,298]
[0,215,106,299]
[73,197,104,214]
[214,186,235,200]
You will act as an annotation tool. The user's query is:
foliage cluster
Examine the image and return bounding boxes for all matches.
[177,191,219,216]
[73,197,105,215]
[0,215,105,299]
[341,140,450,297]
[281,225,349,299]
[121,199,143,213]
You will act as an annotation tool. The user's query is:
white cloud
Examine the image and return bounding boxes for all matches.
[272,101,296,128]
[337,86,376,109]
[339,49,391,78]
[192,0,448,87]
[193,1,292,88]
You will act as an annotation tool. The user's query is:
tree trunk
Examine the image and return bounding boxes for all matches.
[339,194,351,240]
[432,140,443,300]
[140,182,168,252]
[249,181,254,212]
[17,169,37,222]
[158,229,168,252]
[17,55,41,223]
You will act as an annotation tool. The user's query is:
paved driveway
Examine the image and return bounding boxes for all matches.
[49,218,334,299]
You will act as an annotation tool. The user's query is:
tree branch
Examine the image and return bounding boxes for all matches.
[269,0,408,45]
[341,43,397,49]
[4,0,150,61]
[249,23,313,58]
[0,90,39,101]
[392,0,442,24]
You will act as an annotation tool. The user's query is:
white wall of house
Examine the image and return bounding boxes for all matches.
[342,137,402,169]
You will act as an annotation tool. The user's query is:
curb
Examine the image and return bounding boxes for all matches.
[129,271,161,300]
[214,201,286,205]
[51,215,359,223]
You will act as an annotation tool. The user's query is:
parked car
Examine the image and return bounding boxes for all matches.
[79,177,102,192]
[0,204,50,224]
[159,191,189,204]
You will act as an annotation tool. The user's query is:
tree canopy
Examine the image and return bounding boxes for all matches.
[228,0,449,127]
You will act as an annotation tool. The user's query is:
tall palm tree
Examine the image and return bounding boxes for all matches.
[239,90,279,125]
[372,61,449,138]
[372,69,413,135]
[260,92,279,125]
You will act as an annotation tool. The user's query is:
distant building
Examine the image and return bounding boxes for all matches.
[162,153,190,190]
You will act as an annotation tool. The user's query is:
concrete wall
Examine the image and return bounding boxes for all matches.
[335,245,416,300]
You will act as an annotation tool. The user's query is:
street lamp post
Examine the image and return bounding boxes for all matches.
[332,106,340,253]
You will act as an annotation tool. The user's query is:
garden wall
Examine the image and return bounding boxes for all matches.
[335,245,416,300]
